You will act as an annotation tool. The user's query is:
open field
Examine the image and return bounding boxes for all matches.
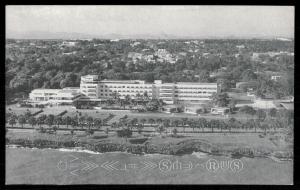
[6,104,257,122]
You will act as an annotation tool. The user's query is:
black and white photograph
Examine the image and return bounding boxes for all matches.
[5,5,294,184]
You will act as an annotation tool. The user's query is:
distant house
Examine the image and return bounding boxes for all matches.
[236,81,258,90]
[252,99,277,109]
[271,75,282,81]
[211,107,230,115]
[184,105,207,115]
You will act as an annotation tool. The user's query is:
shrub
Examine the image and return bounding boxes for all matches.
[129,138,148,144]
[85,129,94,135]
[116,128,132,138]
[93,135,108,139]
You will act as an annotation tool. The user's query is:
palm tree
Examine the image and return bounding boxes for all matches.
[72,115,79,129]
[172,128,178,136]
[198,118,206,132]
[148,118,155,127]
[28,116,36,128]
[228,117,236,133]
[163,119,170,134]
[260,122,269,134]
[156,124,165,135]
[172,120,179,132]
[64,116,72,129]
[140,118,147,128]
[137,123,143,134]
[18,115,26,128]
[86,116,94,130]
[37,114,46,127]
[256,109,267,122]
[45,114,55,129]
[156,118,163,125]
[79,116,86,129]
[188,119,196,131]
[181,118,188,132]
[8,115,17,127]
[94,118,102,131]
[24,110,32,121]
[54,116,63,129]
[130,118,138,130]
[269,108,277,119]
[209,119,217,133]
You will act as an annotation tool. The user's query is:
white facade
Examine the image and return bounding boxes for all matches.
[29,87,81,104]
[80,75,218,104]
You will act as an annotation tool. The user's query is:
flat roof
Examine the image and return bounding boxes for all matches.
[31,89,61,93]
[176,82,217,85]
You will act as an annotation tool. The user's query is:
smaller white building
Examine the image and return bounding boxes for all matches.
[29,87,82,105]
[211,107,230,115]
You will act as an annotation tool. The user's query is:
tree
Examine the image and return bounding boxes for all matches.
[45,114,55,129]
[198,70,210,82]
[140,118,147,127]
[162,119,170,133]
[172,120,179,131]
[8,115,17,127]
[228,117,236,133]
[156,124,165,135]
[105,128,109,135]
[156,118,163,126]
[148,118,155,127]
[86,116,94,130]
[269,108,277,119]
[198,118,207,132]
[28,116,36,128]
[181,118,188,132]
[239,105,256,120]
[130,118,138,130]
[116,128,132,141]
[64,116,72,129]
[18,115,26,128]
[228,99,236,113]
[188,119,196,131]
[79,116,86,129]
[172,128,178,136]
[94,118,102,130]
[24,110,32,121]
[137,124,143,134]
[256,109,267,122]
[211,92,230,107]
[54,116,63,129]
[37,114,46,127]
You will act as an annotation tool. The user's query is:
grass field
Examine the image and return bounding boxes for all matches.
[6,104,257,122]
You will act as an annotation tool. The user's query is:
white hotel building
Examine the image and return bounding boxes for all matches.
[80,75,218,104]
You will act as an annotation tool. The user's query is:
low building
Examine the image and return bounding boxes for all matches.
[29,87,82,105]
[211,107,230,115]
[184,104,207,115]
[271,75,282,81]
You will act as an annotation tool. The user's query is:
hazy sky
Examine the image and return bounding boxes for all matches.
[6,6,294,38]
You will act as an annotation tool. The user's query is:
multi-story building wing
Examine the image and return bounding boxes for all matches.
[80,75,218,104]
